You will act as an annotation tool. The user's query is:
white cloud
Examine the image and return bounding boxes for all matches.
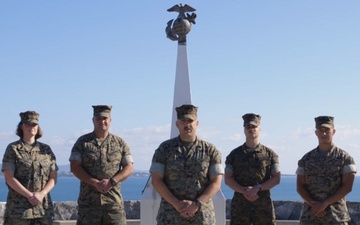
[334,125,360,140]
[0,132,18,159]
[2,123,359,174]
[222,133,242,141]
[42,125,171,169]
[280,127,314,142]
[0,131,16,141]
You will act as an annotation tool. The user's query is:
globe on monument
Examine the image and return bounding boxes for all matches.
[173,18,191,36]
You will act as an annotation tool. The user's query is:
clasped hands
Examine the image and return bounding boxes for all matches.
[27,192,45,206]
[310,201,327,218]
[240,186,260,202]
[94,179,112,193]
[174,200,199,218]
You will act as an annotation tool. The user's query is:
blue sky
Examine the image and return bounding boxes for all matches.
[1,1,359,175]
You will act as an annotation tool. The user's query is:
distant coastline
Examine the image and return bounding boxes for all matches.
[55,171,298,178]
[0,163,298,178]
[2,173,360,202]
[0,164,151,178]
[1,164,356,178]
[55,170,151,177]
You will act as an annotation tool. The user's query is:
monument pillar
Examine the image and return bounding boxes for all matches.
[141,4,225,225]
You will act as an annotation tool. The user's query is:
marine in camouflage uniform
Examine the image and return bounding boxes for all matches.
[69,105,134,225]
[1,111,58,225]
[150,104,224,225]
[296,116,357,225]
[225,113,280,225]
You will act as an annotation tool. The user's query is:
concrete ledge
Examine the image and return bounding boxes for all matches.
[2,201,360,224]
[52,220,299,225]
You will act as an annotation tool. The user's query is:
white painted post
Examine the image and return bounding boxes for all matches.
[141,8,226,224]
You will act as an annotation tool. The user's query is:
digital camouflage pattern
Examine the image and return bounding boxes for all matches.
[69,132,132,225]
[150,137,223,225]
[229,193,274,225]
[297,145,357,224]
[4,217,52,225]
[242,113,261,127]
[19,111,39,125]
[1,140,58,221]
[92,105,112,118]
[315,116,334,129]
[225,143,279,225]
[175,104,198,120]
[76,203,126,225]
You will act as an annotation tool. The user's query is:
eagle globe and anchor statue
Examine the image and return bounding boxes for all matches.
[140,4,226,225]
[165,4,196,44]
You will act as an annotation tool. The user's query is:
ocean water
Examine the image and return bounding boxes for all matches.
[1,175,359,202]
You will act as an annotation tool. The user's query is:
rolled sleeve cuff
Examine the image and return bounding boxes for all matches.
[149,162,165,174]
[69,152,82,162]
[343,164,357,174]
[272,163,280,173]
[296,167,304,175]
[122,155,134,165]
[51,163,59,171]
[209,163,224,176]
[1,162,15,172]
[225,164,233,173]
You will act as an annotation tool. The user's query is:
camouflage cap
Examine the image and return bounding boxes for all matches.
[19,111,39,125]
[243,113,261,127]
[176,104,198,120]
[92,105,112,118]
[315,116,334,128]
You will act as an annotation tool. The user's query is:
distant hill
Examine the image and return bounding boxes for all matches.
[0,164,70,172]
[56,164,148,172]
[58,164,70,172]
[0,163,150,177]
[56,164,150,177]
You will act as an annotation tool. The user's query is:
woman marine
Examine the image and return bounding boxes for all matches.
[1,111,58,225]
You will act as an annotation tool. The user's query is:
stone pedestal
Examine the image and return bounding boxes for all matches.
[1,201,359,225]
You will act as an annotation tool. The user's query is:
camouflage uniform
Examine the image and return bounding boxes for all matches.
[296,145,357,225]
[225,143,279,225]
[150,136,224,225]
[69,132,133,225]
[1,140,58,225]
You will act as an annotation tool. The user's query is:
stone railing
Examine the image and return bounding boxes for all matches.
[1,201,360,225]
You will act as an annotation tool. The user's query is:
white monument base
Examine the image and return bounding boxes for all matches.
[140,178,226,225]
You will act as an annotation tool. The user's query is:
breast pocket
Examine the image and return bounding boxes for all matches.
[105,148,122,176]
[166,153,185,181]
[15,158,32,183]
[17,158,32,169]
[106,148,121,163]
[196,156,210,178]
[83,146,100,167]
[40,161,51,177]
[256,159,271,178]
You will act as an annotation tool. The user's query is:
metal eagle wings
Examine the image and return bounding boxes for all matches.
[166,4,197,44]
